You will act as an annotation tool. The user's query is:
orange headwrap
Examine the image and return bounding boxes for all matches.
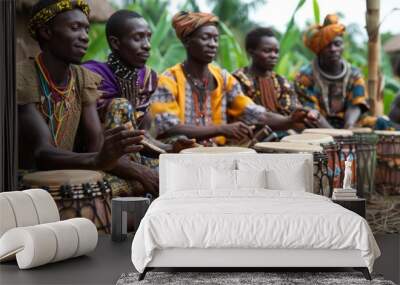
[303,14,345,54]
[172,11,219,41]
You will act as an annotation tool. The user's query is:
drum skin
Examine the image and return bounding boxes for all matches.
[303,128,354,137]
[180,146,256,154]
[281,133,334,145]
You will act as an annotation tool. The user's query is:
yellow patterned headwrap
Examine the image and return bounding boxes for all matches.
[172,11,219,41]
[303,14,345,55]
[28,0,90,39]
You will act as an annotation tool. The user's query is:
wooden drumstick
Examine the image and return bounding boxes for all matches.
[124,121,167,154]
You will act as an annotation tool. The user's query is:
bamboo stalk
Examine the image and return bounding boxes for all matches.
[366,0,381,116]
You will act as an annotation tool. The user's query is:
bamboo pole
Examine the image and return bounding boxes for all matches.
[366,0,381,116]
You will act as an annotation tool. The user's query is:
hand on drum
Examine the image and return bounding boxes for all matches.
[303,110,321,128]
[289,109,308,130]
[170,138,198,153]
[219,122,254,140]
[95,126,144,170]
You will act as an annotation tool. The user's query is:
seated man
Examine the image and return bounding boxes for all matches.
[84,10,194,168]
[294,14,368,129]
[18,0,158,197]
[233,27,320,132]
[150,11,296,145]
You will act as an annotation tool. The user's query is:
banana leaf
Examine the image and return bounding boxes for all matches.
[312,0,320,24]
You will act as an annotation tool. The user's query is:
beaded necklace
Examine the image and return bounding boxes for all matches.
[35,54,74,146]
[107,53,141,127]
[317,59,347,81]
[182,62,211,126]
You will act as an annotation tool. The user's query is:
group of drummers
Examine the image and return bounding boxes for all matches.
[18,1,400,232]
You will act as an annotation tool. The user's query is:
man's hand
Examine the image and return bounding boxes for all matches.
[94,126,144,170]
[110,156,159,196]
[135,165,159,196]
[306,110,320,121]
[289,109,308,130]
[219,122,254,140]
[300,109,320,128]
[170,138,197,153]
[290,109,307,123]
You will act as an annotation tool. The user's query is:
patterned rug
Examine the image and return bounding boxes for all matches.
[116,271,396,285]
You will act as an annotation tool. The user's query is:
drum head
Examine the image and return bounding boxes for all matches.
[350,127,373,134]
[303,128,354,137]
[254,142,323,153]
[374,130,400,136]
[281,133,334,145]
[23,170,104,186]
[180,146,256,154]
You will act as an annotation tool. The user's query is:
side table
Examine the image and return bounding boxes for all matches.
[332,198,366,218]
[111,197,150,242]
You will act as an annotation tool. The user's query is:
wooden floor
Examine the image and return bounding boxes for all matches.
[0,234,399,285]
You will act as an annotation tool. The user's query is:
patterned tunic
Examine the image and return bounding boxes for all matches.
[149,63,267,145]
[233,67,298,115]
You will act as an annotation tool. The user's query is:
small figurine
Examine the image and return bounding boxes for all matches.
[343,158,353,189]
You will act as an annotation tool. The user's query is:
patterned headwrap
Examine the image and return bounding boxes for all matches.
[28,0,90,39]
[303,14,345,55]
[172,11,219,41]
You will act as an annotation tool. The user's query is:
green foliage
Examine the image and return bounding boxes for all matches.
[312,0,320,24]
[83,23,109,62]
[383,89,397,115]
[279,0,306,56]
[216,22,249,72]
[209,0,266,34]
[275,0,308,79]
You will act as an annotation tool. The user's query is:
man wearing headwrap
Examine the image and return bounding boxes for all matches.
[294,14,369,129]
[150,11,299,145]
[18,0,159,200]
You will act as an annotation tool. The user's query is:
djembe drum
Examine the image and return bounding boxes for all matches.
[281,133,339,196]
[374,130,400,195]
[303,129,357,191]
[180,146,256,154]
[350,128,378,196]
[22,170,112,233]
[253,141,330,196]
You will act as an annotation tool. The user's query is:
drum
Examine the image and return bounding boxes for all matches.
[281,134,338,196]
[281,133,334,145]
[180,146,256,154]
[22,170,112,233]
[351,128,378,196]
[374,130,400,195]
[254,142,330,196]
[303,129,357,191]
